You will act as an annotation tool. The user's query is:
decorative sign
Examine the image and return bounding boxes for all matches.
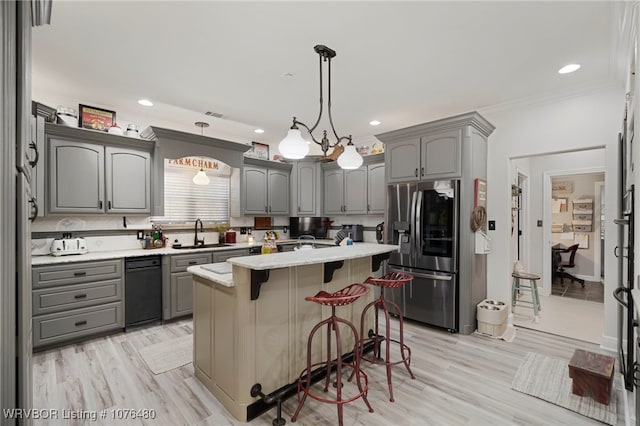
[165,157,231,177]
[78,104,116,132]
[474,178,487,208]
[246,142,270,160]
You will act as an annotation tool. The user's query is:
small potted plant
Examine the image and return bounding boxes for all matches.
[214,223,229,244]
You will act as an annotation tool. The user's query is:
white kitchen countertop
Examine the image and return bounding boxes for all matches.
[187,263,234,287]
[29,239,339,266]
[228,243,397,270]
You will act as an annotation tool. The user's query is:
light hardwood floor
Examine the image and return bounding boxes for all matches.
[32,318,625,425]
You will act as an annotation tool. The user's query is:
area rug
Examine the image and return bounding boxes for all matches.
[138,334,193,375]
[511,352,617,425]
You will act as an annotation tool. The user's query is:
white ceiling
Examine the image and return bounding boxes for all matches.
[32,1,624,153]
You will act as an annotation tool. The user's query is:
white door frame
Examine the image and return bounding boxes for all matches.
[516,168,530,271]
[542,166,605,296]
[595,181,605,282]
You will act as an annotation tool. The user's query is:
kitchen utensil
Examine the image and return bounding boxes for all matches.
[126,123,139,137]
[56,105,78,127]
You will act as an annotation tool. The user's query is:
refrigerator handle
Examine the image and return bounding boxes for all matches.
[410,190,417,263]
[414,190,423,262]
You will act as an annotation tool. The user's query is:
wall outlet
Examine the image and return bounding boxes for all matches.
[240,227,247,235]
[488,220,496,231]
[136,230,144,240]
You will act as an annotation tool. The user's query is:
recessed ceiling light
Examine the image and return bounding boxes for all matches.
[254,128,265,134]
[137,99,153,107]
[369,120,381,126]
[558,64,581,74]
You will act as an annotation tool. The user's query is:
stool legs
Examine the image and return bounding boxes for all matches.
[512,276,541,321]
[358,295,415,402]
[291,307,373,426]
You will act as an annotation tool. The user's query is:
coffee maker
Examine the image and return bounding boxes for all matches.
[376,222,384,244]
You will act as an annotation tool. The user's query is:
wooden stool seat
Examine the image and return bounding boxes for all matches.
[511,271,541,321]
[568,349,615,405]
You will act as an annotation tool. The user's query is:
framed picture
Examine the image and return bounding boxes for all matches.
[574,233,589,249]
[250,142,270,160]
[78,104,116,132]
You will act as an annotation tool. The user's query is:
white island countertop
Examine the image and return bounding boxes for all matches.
[228,243,397,270]
[188,243,397,288]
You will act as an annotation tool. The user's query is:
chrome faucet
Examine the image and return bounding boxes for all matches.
[194,218,204,247]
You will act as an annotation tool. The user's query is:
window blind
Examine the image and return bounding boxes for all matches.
[161,161,230,223]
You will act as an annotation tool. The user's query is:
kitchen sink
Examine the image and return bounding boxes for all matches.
[173,243,232,249]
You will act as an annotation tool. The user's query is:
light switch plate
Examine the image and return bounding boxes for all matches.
[537,220,543,227]
[488,221,496,231]
[136,230,144,240]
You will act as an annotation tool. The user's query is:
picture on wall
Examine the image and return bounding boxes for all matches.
[574,233,589,249]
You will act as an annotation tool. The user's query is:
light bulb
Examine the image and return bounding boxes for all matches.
[278,128,310,159]
[337,144,363,169]
[193,169,210,185]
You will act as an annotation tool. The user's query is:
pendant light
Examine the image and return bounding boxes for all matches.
[279,45,363,169]
[193,122,210,185]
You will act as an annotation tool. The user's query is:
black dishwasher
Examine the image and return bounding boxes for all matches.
[125,256,162,328]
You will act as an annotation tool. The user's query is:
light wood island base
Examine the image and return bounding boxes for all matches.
[189,244,396,422]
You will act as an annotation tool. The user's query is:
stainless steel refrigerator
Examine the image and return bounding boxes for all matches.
[385,180,459,332]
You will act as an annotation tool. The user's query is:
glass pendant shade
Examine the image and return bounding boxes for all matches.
[278,128,310,159]
[193,169,210,185]
[337,144,364,169]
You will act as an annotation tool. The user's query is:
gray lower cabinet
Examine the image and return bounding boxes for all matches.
[165,252,212,319]
[31,259,124,349]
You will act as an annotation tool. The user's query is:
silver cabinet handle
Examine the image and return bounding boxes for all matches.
[98,200,103,209]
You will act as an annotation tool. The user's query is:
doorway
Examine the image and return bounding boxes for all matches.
[509,149,606,344]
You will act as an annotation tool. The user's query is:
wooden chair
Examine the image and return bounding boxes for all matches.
[555,244,585,287]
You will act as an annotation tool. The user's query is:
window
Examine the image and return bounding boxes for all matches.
[159,157,230,223]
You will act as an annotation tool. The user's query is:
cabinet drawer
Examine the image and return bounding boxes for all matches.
[171,253,212,273]
[33,279,122,316]
[573,225,592,232]
[33,301,123,348]
[212,249,249,263]
[33,259,122,289]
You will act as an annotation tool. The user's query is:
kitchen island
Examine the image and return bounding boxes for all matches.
[187,243,397,422]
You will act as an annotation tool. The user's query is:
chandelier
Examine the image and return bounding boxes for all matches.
[278,45,363,169]
[193,122,210,185]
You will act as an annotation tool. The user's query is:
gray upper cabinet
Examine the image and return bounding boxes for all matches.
[45,123,154,215]
[322,154,385,216]
[386,138,420,183]
[323,169,345,215]
[242,158,291,216]
[291,161,321,216]
[323,168,368,215]
[367,163,385,214]
[49,139,105,213]
[105,147,151,213]
[383,131,460,183]
[376,113,496,185]
[420,129,461,179]
[243,166,269,214]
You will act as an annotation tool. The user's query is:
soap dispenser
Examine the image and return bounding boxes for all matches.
[346,232,353,246]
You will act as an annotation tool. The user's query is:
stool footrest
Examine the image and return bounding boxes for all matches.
[296,361,369,406]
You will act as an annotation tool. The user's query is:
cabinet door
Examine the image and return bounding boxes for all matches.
[105,147,151,214]
[171,272,193,317]
[267,169,290,215]
[344,168,367,214]
[323,169,344,215]
[420,130,461,179]
[243,166,268,214]
[49,139,104,213]
[386,138,420,183]
[367,163,385,214]
[296,162,319,216]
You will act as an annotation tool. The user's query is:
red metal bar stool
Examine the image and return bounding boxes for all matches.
[357,271,415,402]
[291,283,374,426]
